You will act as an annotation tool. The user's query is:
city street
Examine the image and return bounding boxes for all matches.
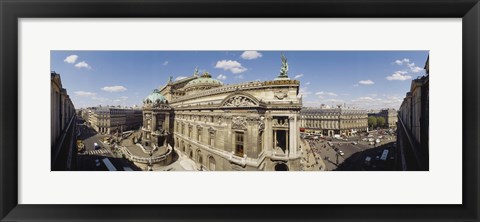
[76,118,139,171]
[303,131,397,171]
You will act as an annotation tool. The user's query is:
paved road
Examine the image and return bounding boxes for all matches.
[76,122,139,171]
[304,131,397,171]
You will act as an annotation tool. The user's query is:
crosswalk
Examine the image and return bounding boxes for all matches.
[86,149,109,155]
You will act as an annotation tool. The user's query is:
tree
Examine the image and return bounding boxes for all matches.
[376,117,386,128]
[368,116,377,129]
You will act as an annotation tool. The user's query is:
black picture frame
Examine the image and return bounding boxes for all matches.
[1,0,479,221]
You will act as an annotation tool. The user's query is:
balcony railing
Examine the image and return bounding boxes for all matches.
[397,116,426,170]
[51,114,76,170]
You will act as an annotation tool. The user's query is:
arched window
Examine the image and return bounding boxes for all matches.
[208,156,216,171]
[196,150,203,165]
[197,128,202,142]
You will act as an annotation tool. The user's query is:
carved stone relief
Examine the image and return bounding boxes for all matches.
[274,90,288,100]
[223,95,257,107]
[231,116,248,130]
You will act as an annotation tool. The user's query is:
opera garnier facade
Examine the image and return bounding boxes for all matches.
[145,56,303,171]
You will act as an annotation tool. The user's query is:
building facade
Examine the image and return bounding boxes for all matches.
[377,108,398,128]
[397,56,429,171]
[51,71,77,170]
[300,107,368,137]
[150,58,303,171]
[89,107,143,134]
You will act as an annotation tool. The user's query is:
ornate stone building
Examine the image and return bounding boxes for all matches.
[140,89,173,154]
[300,107,368,137]
[151,57,303,171]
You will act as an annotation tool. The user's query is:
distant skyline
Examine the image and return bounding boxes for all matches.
[51,50,429,109]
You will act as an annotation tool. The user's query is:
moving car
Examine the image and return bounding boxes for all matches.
[94,142,100,150]
[95,159,100,167]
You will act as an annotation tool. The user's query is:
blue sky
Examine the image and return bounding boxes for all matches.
[51,50,429,109]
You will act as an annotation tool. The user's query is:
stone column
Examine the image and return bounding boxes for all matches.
[165,112,170,131]
[152,112,157,131]
[143,113,147,128]
[293,115,298,155]
[273,129,277,150]
[266,117,273,152]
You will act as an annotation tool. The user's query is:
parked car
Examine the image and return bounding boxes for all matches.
[95,159,100,167]
[94,142,100,150]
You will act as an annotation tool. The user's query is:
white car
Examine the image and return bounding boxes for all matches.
[94,142,100,150]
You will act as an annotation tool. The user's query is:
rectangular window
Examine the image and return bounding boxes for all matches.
[235,132,244,157]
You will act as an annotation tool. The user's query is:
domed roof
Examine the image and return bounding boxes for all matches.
[185,72,223,89]
[143,89,166,104]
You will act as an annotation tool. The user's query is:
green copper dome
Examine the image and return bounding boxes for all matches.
[185,72,223,88]
[144,89,166,104]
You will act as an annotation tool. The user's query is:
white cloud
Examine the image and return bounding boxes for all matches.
[74,91,96,96]
[386,71,412,81]
[327,99,345,104]
[315,91,338,97]
[352,96,376,102]
[234,75,244,79]
[294,74,304,79]
[348,94,403,110]
[217,74,227,80]
[175,76,187,81]
[394,58,410,65]
[101,85,127,92]
[92,96,110,102]
[74,61,92,69]
[64,55,78,64]
[409,65,423,73]
[162,61,169,66]
[394,58,424,73]
[299,87,312,98]
[240,51,262,60]
[305,82,311,85]
[119,96,128,100]
[359,80,375,85]
[215,60,247,74]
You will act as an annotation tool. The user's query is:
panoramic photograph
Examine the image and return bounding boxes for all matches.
[51,51,429,171]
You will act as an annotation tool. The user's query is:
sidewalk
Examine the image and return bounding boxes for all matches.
[301,139,326,171]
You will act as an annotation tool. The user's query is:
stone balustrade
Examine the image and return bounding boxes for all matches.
[171,80,299,103]
[120,145,172,164]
